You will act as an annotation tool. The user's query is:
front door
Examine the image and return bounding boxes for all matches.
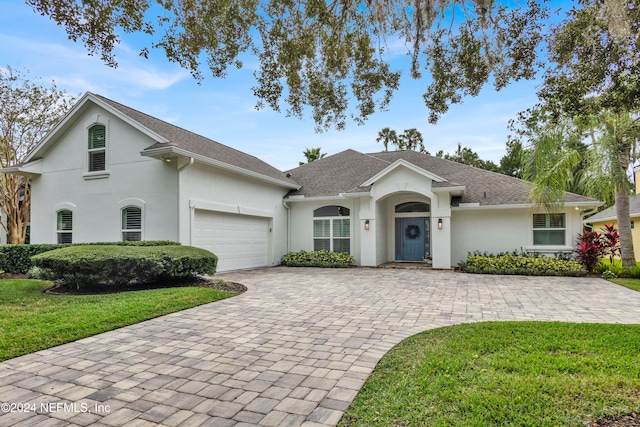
[395,217,428,261]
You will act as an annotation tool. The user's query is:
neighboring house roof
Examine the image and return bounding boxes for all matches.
[286,149,600,207]
[584,194,640,223]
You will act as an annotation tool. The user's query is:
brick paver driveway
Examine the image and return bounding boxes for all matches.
[2,267,640,426]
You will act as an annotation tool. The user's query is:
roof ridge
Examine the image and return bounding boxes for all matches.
[94,93,281,171]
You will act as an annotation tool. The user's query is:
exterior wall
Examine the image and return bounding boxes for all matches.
[591,218,640,262]
[451,207,584,265]
[30,104,178,244]
[178,162,290,266]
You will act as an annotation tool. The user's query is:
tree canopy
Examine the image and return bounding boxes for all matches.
[27,0,550,131]
[0,67,74,243]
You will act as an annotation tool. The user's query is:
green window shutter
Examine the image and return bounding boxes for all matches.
[88,125,106,149]
[57,210,72,231]
[56,210,73,243]
[122,207,142,241]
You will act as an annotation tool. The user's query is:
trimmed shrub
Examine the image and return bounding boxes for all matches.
[280,250,354,268]
[0,241,181,274]
[458,253,587,277]
[31,245,217,289]
[0,244,71,274]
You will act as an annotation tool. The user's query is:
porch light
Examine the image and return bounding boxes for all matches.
[437,218,443,230]
[364,219,370,230]
[162,155,173,163]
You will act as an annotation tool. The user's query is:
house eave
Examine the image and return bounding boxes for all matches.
[452,201,602,211]
[0,159,43,176]
[284,194,351,202]
[142,146,300,190]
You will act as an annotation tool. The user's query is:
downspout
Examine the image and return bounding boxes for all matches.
[177,157,195,244]
[283,200,291,254]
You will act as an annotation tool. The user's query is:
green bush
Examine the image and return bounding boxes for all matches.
[0,244,71,274]
[624,264,640,279]
[0,241,181,274]
[458,253,587,277]
[602,270,618,279]
[595,259,624,276]
[31,245,217,289]
[280,250,354,268]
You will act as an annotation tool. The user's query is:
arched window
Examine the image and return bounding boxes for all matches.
[88,124,106,172]
[395,202,430,213]
[121,206,142,241]
[313,205,350,253]
[56,210,73,243]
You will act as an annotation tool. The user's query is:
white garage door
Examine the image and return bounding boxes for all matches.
[193,210,269,272]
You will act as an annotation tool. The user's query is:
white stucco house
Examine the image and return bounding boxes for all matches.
[3,93,600,271]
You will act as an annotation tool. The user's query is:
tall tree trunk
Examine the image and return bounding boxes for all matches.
[615,189,636,268]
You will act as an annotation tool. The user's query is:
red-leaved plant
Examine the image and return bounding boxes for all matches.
[601,224,620,264]
[574,230,605,272]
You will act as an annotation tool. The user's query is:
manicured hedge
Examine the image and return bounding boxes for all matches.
[31,244,217,289]
[280,250,354,268]
[458,253,587,276]
[0,241,180,274]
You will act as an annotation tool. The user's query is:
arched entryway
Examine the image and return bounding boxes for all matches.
[394,201,430,261]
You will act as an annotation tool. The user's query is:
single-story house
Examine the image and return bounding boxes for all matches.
[3,93,601,271]
[584,166,640,262]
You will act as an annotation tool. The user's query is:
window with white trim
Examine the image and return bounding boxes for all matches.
[56,210,73,243]
[121,206,142,241]
[88,124,106,172]
[313,206,350,253]
[533,213,566,245]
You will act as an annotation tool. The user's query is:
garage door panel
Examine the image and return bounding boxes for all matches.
[193,210,269,272]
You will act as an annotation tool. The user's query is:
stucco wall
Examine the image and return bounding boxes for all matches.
[179,162,291,266]
[451,207,584,265]
[30,104,179,244]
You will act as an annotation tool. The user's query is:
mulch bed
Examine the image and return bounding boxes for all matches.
[591,413,640,427]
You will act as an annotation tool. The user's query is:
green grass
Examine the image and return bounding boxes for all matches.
[340,322,640,427]
[610,278,640,292]
[0,279,235,361]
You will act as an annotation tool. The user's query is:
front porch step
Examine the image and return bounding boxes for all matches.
[378,262,432,270]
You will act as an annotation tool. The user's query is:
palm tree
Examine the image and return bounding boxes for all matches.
[376,127,397,152]
[524,110,639,268]
[399,128,426,153]
[299,147,326,165]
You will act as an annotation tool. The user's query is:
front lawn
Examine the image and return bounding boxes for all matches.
[0,279,236,361]
[340,322,640,427]
[609,278,640,292]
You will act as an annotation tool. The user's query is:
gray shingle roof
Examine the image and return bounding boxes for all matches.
[286,149,599,206]
[585,194,640,222]
[95,94,297,186]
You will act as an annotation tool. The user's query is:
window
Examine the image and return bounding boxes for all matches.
[533,213,566,245]
[88,125,106,172]
[121,206,142,241]
[56,210,72,243]
[313,205,350,253]
[395,202,430,213]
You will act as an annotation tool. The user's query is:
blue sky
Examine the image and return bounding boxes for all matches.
[1,1,550,171]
